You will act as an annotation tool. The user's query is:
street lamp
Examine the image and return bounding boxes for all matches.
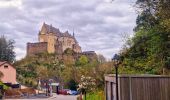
[112,54,121,100]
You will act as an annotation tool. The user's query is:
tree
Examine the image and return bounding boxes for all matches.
[136,0,170,70]
[76,55,89,66]
[64,48,74,55]
[77,75,96,92]
[0,35,15,63]
[119,0,170,74]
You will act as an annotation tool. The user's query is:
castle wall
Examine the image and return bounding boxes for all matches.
[55,41,63,54]
[82,51,97,61]
[39,34,48,42]
[39,33,57,53]
[58,37,77,52]
[73,51,97,62]
[47,34,57,53]
[27,42,48,56]
[73,44,82,53]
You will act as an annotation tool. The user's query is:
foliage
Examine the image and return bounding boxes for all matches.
[76,55,89,66]
[14,53,112,90]
[0,82,9,90]
[67,79,77,90]
[64,48,74,55]
[0,35,15,63]
[119,0,170,75]
[14,53,63,87]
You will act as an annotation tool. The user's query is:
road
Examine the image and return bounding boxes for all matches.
[49,94,78,100]
[6,94,78,100]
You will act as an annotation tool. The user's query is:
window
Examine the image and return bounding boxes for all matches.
[4,65,8,69]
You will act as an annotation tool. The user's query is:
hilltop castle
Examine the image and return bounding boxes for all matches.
[27,23,82,56]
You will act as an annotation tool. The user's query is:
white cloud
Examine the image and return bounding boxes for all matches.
[0,0,22,9]
[14,47,26,60]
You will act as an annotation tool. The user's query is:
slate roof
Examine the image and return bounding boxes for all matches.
[40,22,79,43]
[62,31,72,37]
[41,23,61,36]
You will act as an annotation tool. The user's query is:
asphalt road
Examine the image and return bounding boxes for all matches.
[6,94,78,100]
[49,94,78,100]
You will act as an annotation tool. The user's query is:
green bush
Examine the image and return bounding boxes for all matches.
[0,82,9,90]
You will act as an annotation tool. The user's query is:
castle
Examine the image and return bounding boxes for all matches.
[27,23,82,56]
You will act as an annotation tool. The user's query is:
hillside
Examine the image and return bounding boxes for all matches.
[14,52,112,90]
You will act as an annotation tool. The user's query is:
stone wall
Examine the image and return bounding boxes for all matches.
[82,51,97,60]
[39,33,57,53]
[27,42,48,56]
[73,51,97,61]
[55,41,63,54]
[73,44,82,53]
[58,37,76,52]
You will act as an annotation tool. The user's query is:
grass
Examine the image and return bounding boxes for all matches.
[83,91,105,100]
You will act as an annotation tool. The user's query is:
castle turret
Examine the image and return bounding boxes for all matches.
[40,22,47,34]
[73,28,75,38]
[39,23,58,53]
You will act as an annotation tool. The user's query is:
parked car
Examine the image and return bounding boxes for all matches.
[67,90,79,95]
[58,89,69,95]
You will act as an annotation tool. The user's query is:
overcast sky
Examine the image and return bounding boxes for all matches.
[0,0,137,60]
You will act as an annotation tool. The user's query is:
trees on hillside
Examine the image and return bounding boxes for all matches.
[0,36,15,63]
[14,52,112,91]
[119,0,170,74]
[75,55,89,66]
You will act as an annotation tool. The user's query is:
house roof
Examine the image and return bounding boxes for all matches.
[0,61,15,69]
[0,61,7,66]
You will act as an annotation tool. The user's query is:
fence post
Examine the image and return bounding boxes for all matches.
[129,76,132,100]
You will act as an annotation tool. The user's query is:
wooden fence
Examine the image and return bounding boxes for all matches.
[105,74,170,100]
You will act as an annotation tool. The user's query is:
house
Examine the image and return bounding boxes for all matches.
[0,61,16,84]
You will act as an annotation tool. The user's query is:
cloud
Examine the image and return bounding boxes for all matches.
[0,0,22,8]
[0,0,137,60]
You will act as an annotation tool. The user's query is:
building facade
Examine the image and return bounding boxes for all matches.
[0,61,16,84]
[27,23,82,56]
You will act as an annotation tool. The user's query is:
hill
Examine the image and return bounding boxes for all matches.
[14,52,112,91]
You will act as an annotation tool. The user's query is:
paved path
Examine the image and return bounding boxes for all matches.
[49,94,78,100]
[6,94,78,100]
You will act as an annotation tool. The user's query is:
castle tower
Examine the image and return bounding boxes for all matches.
[38,23,57,53]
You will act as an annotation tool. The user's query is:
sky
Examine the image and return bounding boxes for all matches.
[0,0,137,60]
